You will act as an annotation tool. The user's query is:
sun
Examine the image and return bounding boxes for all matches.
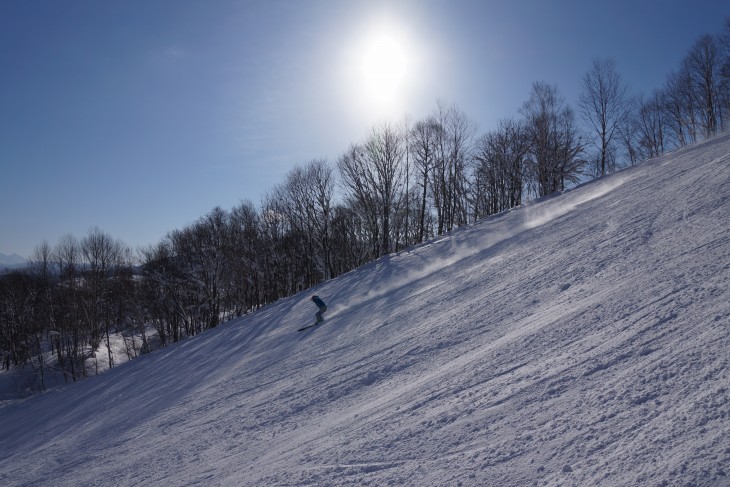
[359,28,408,106]
[341,18,417,120]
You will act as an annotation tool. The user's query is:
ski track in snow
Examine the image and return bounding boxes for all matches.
[1,135,729,486]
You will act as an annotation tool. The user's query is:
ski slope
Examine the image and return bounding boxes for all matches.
[1,135,729,486]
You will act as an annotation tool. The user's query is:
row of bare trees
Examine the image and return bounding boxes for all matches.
[475,18,730,215]
[2,19,728,394]
[627,24,730,163]
[0,228,140,390]
[339,102,478,258]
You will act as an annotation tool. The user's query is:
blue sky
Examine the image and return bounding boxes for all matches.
[1,0,728,258]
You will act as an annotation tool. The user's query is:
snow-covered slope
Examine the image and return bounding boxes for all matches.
[1,135,729,486]
[0,253,26,270]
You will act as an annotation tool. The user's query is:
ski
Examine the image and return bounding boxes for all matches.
[297,322,323,332]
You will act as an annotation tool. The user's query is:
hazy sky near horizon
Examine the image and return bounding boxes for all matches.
[1,0,728,258]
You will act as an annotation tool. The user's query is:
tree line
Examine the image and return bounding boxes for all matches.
[2,19,729,393]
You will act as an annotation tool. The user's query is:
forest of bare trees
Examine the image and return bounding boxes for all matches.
[2,18,729,394]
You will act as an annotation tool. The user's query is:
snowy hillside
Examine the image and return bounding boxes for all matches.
[1,134,729,486]
[0,253,26,270]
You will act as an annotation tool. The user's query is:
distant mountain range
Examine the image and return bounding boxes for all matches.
[0,253,27,270]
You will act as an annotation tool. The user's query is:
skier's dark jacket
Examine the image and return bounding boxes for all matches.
[312,295,326,309]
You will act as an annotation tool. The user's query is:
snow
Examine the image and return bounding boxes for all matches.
[1,134,729,486]
[0,327,157,400]
[0,253,26,270]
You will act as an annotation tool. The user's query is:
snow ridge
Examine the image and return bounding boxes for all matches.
[0,134,729,486]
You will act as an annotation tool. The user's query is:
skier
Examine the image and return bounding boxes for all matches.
[312,295,327,323]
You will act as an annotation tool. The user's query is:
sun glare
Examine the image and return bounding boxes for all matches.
[342,18,417,120]
[359,29,407,105]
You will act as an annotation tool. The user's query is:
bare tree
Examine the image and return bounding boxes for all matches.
[409,117,441,243]
[521,82,585,197]
[474,118,529,218]
[27,241,55,389]
[616,96,641,166]
[720,17,730,124]
[80,227,126,370]
[329,204,370,275]
[663,66,699,147]
[259,190,299,301]
[685,34,723,137]
[229,200,261,313]
[0,271,35,375]
[338,122,406,258]
[52,234,83,381]
[636,90,668,159]
[54,234,80,280]
[579,58,631,176]
[431,101,476,234]
[140,240,187,346]
[308,159,336,277]
[279,159,336,282]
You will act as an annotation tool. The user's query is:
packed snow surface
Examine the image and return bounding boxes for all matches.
[1,135,729,486]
